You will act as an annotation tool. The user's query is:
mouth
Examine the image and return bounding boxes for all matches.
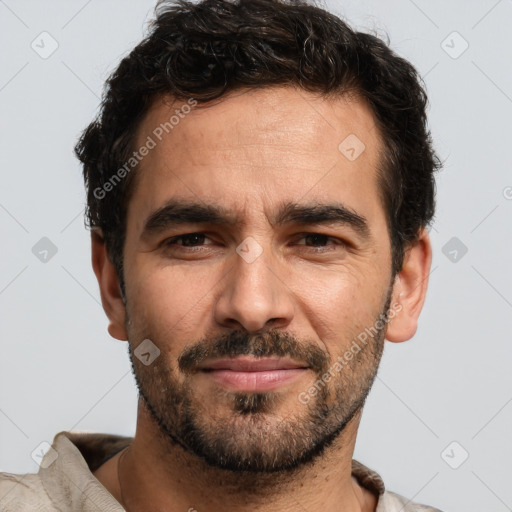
[197,356,310,392]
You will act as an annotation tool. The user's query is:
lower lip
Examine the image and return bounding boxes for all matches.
[201,368,308,391]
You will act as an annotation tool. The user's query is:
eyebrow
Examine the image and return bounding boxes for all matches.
[275,202,370,239]
[142,199,371,240]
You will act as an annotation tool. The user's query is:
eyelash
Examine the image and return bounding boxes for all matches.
[162,232,346,252]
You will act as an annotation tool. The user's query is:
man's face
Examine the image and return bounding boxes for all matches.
[122,86,396,472]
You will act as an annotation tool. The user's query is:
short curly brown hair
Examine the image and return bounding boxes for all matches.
[75,0,440,285]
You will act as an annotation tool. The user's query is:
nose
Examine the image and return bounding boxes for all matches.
[213,244,295,333]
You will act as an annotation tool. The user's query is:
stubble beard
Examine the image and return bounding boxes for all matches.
[127,289,391,475]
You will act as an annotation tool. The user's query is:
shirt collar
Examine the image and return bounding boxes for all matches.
[39,431,386,510]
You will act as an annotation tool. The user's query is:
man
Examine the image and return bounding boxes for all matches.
[0,0,443,510]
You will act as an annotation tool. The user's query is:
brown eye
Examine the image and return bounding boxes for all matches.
[175,233,206,246]
[303,234,330,247]
[163,233,210,248]
[295,233,344,249]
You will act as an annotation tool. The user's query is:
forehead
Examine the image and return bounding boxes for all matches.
[128,86,385,229]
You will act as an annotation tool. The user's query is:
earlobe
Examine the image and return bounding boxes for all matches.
[91,229,128,341]
[385,228,432,343]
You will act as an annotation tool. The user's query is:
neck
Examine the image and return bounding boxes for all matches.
[99,399,376,512]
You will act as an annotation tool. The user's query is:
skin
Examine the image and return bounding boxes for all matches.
[91,86,432,512]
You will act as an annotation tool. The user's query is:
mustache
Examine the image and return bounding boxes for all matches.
[178,329,329,375]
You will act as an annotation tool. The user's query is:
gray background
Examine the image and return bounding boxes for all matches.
[1,1,511,511]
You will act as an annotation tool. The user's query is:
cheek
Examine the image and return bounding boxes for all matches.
[293,267,385,354]
[127,265,219,341]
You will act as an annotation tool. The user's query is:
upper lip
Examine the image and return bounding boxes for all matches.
[198,356,309,372]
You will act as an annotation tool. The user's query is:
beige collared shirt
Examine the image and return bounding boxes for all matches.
[0,431,442,511]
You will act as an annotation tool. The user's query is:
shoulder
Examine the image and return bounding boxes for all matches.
[351,460,444,512]
[0,471,55,511]
[0,431,129,512]
[379,489,444,512]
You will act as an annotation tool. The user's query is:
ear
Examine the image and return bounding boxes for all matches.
[385,228,432,343]
[91,229,128,341]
